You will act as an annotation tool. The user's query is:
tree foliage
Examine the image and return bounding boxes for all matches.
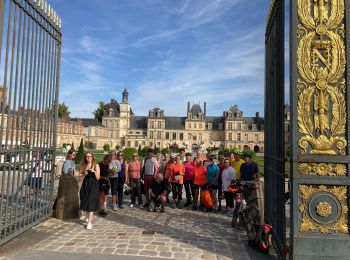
[123,148,137,162]
[58,102,71,118]
[103,143,110,152]
[93,101,109,123]
[161,148,169,156]
[75,138,85,164]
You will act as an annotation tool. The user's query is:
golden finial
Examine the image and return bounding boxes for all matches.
[52,10,56,23]
[33,0,37,2]
[59,18,62,28]
[37,0,41,7]
[44,1,47,14]
[48,4,51,16]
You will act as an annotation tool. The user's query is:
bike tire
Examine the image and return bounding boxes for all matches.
[245,206,261,242]
[231,204,240,228]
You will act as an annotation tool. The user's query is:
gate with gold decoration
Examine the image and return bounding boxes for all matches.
[290,0,349,258]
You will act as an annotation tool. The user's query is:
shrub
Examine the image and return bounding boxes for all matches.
[75,138,85,164]
[103,143,110,152]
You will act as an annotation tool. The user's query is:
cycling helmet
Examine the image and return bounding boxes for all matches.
[233,149,242,155]
[242,151,252,158]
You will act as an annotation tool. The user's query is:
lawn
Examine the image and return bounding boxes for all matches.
[255,156,290,177]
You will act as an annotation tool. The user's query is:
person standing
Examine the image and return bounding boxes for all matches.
[128,154,143,208]
[217,156,225,211]
[142,149,158,207]
[109,151,121,211]
[62,149,76,175]
[221,159,236,213]
[206,156,220,211]
[170,155,185,208]
[183,153,194,207]
[116,151,128,208]
[240,152,259,207]
[178,148,186,162]
[192,159,207,210]
[79,152,100,230]
[163,154,175,203]
[98,155,110,216]
[231,149,245,180]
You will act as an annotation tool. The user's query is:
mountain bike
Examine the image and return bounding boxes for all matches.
[228,180,261,244]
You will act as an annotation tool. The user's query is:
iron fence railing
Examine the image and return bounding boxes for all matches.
[0,0,61,245]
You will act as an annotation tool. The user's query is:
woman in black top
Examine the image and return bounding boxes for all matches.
[79,152,100,230]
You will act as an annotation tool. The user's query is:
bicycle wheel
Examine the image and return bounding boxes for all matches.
[245,206,261,242]
[231,203,240,228]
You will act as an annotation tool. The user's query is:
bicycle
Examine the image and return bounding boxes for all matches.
[227,180,261,244]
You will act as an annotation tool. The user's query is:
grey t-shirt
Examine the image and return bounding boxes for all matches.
[144,157,157,176]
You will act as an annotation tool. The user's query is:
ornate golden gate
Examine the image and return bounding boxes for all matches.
[290,0,349,258]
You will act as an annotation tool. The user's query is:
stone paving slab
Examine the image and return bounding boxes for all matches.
[1,199,275,260]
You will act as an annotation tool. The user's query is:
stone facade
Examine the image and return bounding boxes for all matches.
[98,89,265,152]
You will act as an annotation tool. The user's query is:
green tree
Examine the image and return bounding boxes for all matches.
[71,142,75,151]
[58,102,70,118]
[123,147,137,162]
[140,146,150,158]
[103,143,110,152]
[75,138,85,164]
[218,148,230,157]
[93,101,109,123]
[115,145,120,150]
[161,148,169,156]
[138,145,141,155]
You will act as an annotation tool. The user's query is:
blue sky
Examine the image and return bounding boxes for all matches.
[54,0,272,118]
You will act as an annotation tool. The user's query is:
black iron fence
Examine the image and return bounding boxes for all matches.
[264,0,286,258]
[0,0,61,245]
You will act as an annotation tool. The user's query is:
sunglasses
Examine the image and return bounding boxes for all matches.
[118,154,124,157]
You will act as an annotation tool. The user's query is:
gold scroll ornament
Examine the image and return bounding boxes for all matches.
[297,0,347,155]
[299,185,348,234]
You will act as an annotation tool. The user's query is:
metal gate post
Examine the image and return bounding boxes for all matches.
[290,0,350,258]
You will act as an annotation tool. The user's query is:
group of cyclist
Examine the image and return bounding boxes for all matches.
[158,148,260,213]
[69,147,260,230]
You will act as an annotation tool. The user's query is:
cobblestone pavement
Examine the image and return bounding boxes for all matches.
[1,199,275,260]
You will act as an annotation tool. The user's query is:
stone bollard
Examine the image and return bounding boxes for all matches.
[55,174,80,220]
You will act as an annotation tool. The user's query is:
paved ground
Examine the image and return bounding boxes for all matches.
[0,198,275,260]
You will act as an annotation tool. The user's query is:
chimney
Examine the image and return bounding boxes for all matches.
[256,112,259,122]
[187,102,190,112]
[204,101,207,116]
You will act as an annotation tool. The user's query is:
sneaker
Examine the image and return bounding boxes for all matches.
[139,205,144,209]
[86,223,92,230]
[130,204,134,208]
[113,205,117,211]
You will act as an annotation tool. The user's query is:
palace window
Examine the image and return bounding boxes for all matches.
[188,133,192,140]
[199,133,202,141]
[228,133,232,141]
[157,131,161,139]
[188,123,191,128]
[180,133,184,140]
[150,121,154,128]
[237,133,241,141]
[172,133,176,140]
[158,121,162,129]
[150,131,153,139]
[199,123,202,129]
[165,132,170,139]
[228,122,232,130]
[237,123,241,130]
[255,134,259,142]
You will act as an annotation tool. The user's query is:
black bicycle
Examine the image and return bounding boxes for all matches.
[228,180,261,243]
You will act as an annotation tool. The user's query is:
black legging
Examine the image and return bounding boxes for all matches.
[183,180,194,203]
[172,183,183,202]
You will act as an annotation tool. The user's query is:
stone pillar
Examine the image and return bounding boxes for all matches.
[55,175,80,220]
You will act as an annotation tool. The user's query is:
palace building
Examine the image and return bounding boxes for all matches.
[80,89,265,152]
